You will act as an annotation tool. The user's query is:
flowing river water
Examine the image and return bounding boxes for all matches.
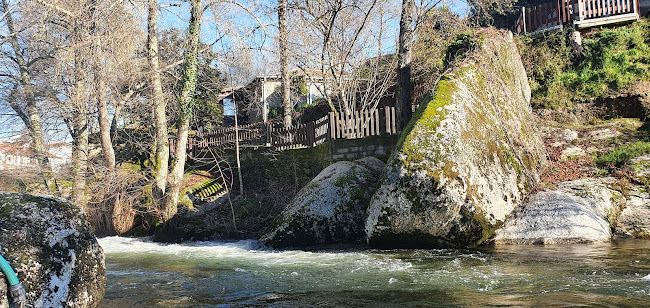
[98,237,650,307]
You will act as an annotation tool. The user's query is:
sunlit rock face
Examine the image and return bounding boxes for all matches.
[262,157,384,248]
[0,193,105,308]
[495,179,625,244]
[616,156,650,239]
[366,30,545,248]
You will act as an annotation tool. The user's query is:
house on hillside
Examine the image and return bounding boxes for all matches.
[46,143,72,172]
[239,73,327,124]
[513,0,647,35]
[0,141,70,172]
[217,87,246,127]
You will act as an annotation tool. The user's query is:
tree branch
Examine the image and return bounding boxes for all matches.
[33,0,74,17]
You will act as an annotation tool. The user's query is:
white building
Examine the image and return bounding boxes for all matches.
[0,141,71,172]
[241,73,327,123]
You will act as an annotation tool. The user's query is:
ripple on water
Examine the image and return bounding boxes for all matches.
[99,237,650,307]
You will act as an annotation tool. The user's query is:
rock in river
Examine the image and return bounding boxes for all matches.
[365,30,545,248]
[494,179,624,244]
[0,193,105,307]
[262,157,384,248]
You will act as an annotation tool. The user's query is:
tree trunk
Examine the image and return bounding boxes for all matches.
[71,91,89,209]
[110,90,132,141]
[278,0,291,128]
[96,60,128,233]
[148,0,169,205]
[2,0,59,196]
[396,0,415,131]
[96,62,116,173]
[71,19,89,209]
[163,0,203,221]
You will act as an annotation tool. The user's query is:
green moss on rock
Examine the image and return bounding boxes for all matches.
[262,158,385,248]
[365,30,545,249]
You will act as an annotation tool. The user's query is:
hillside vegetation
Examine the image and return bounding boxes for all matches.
[519,18,650,109]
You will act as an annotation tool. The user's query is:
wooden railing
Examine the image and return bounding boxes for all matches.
[172,106,401,156]
[514,0,639,34]
[576,0,637,20]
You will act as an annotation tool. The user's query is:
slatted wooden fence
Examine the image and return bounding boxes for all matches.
[172,106,401,157]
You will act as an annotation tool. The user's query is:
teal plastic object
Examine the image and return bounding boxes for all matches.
[0,254,19,286]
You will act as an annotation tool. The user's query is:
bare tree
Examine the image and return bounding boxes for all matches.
[396,0,444,130]
[278,0,291,127]
[292,0,397,117]
[26,0,93,208]
[0,0,59,196]
[148,0,170,212]
[396,0,415,130]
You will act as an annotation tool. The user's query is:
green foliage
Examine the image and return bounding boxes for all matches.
[596,141,650,167]
[467,0,518,27]
[444,31,483,67]
[0,204,11,218]
[291,75,310,97]
[522,19,650,108]
[268,107,282,119]
[518,29,576,108]
[193,97,224,131]
[295,103,314,112]
[563,21,650,98]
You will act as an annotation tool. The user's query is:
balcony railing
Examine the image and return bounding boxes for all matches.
[514,0,640,34]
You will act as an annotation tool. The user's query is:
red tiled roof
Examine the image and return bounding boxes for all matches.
[0,143,61,159]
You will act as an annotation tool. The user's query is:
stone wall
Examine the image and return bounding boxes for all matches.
[217,134,399,164]
[330,135,399,161]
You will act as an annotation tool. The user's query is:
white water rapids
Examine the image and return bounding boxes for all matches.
[98,237,650,307]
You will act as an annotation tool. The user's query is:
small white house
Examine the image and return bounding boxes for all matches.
[241,73,327,123]
[0,143,37,170]
[0,141,71,172]
[46,143,72,172]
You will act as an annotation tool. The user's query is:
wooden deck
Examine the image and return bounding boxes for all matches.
[513,0,640,35]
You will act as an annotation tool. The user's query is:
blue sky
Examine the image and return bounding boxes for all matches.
[0,0,470,140]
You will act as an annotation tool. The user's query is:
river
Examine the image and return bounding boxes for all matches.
[98,237,650,307]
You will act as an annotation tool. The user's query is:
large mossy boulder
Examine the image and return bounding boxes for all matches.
[494,179,625,244]
[262,157,384,248]
[0,193,105,307]
[365,30,545,248]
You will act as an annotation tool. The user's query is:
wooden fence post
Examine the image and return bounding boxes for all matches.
[384,106,390,134]
[308,121,315,146]
[329,112,335,140]
[391,106,397,134]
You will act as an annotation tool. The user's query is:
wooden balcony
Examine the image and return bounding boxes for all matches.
[513,0,641,35]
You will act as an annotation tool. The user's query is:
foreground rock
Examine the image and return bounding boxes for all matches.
[262,157,384,248]
[0,193,105,307]
[495,179,624,244]
[365,30,545,248]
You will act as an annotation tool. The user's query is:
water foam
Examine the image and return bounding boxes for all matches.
[99,236,414,273]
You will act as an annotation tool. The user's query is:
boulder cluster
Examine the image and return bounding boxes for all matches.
[262,30,650,249]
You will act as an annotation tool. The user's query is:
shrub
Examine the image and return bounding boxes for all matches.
[445,31,483,67]
[520,18,650,108]
[596,141,650,167]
